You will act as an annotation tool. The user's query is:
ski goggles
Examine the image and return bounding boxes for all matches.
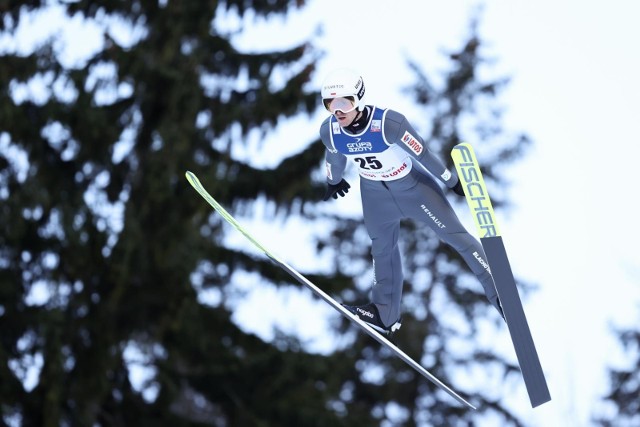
[323,96,357,114]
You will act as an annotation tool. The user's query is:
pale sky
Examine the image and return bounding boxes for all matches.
[4,1,640,426]
[229,1,640,426]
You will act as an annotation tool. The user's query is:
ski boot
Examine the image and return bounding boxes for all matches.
[342,302,402,335]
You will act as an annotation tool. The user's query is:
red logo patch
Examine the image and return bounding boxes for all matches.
[401,131,423,155]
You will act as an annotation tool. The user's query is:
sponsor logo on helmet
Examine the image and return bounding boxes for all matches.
[356,80,365,100]
[401,131,423,155]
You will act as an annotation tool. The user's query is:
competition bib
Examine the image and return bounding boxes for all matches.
[329,108,412,181]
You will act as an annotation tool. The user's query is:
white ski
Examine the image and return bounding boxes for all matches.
[185,171,476,410]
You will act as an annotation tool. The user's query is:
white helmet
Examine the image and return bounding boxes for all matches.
[321,68,366,112]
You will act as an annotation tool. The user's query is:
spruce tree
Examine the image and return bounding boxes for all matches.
[0,1,364,426]
[596,321,640,426]
[1,2,534,426]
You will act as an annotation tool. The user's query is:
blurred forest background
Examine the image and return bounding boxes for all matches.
[0,1,638,426]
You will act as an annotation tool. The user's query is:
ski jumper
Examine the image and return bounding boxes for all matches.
[320,106,500,326]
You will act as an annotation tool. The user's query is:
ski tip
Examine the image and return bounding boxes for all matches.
[185,171,199,186]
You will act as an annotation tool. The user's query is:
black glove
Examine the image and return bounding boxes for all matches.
[323,179,351,201]
[451,178,465,196]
